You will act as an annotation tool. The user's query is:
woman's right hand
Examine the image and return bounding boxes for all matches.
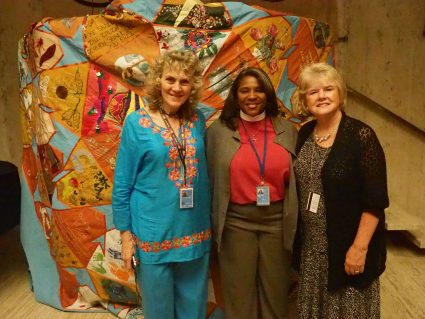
[120,230,136,270]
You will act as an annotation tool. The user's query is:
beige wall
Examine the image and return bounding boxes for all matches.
[345,0,425,132]
[1,1,424,228]
[341,0,425,231]
[347,93,425,226]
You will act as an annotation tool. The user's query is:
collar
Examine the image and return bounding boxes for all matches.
[239,110,266,122]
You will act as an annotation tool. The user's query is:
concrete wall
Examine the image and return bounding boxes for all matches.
[342,0,425,232]
[345,0,425,132]
[347,92,425,229]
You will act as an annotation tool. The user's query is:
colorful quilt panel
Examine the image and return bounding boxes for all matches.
[18,0,333,317]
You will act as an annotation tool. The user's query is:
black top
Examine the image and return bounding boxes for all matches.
[0,161,20,234]
[293,113,389,291]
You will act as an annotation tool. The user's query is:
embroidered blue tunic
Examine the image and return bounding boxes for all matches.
[112,108,211,264]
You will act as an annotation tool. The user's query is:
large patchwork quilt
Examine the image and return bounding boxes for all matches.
[18,0,333,317]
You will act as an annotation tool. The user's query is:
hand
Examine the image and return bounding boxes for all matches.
[344,244,367,276]
[120,230,136,271]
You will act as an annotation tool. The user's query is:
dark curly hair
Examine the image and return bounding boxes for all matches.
[220,67,279,130]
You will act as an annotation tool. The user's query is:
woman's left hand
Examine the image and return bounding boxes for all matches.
[120,230,136,271]
[344,244,367,276]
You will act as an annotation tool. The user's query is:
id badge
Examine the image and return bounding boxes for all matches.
[306,192,320,213]
[256,185,270,206]
[180,187,194,209]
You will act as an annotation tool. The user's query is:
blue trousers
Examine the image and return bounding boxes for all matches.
[136,254,209,319]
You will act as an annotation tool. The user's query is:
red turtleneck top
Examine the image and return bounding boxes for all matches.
[229,117,290,204]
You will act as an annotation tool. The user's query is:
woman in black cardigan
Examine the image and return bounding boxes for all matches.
[293,63,389,319]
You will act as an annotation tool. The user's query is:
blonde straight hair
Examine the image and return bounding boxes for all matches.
[297,63,347,116]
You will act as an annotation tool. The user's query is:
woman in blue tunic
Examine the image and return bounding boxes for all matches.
[112,50,211,319]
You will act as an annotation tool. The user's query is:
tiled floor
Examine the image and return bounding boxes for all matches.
[1,227,424,318]
[380,232,425,319]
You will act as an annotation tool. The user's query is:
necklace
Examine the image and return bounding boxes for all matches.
[314,126,338,144]
[249,132,259,142]
[240,111,266,143]
[314,112,342,144]
[160,107,178,118]
[314,132,333,143]
[241,119,265,143]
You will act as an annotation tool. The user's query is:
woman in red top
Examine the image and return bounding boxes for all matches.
[207,67,299,319]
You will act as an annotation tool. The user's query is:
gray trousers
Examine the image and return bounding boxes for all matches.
[219,201,291,319]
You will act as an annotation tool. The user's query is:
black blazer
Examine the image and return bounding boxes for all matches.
[293,113,389,291]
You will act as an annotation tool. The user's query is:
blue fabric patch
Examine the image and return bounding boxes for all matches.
[20,180,62,308]
[93,234,105,250]
[38,24,52,33]
[39,104,54,113]
[276,65,297,113]
[57,25,86,67]
[208,307,226,319]
[120,0,162,21]
[95,205,115,230]
[95,204,112,215]
[283,45,297,59]
[196,103,216,120]
[67,268,97,292]
[285,16,300,38]
[52,170,71,183]
[225,2,269,26]
[49,120,79,164]
[33,185,42,202]
[31,137,38,160]
[51,187,70,210]
[327,51,334,65]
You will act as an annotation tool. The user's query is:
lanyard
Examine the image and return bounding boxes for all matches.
[241,118,268,184]
[159,109,187,185]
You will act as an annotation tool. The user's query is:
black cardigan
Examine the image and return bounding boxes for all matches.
[293,113,389,291]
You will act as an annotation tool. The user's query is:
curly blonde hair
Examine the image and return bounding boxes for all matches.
[297,63,346,117]
[144,50,203,120]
